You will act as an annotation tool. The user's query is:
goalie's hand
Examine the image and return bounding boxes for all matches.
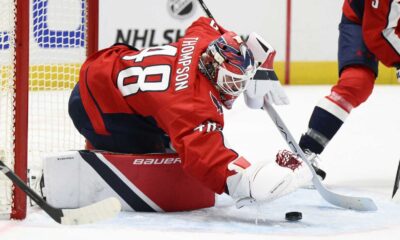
[244,32,289,109]
[244,68,289,108]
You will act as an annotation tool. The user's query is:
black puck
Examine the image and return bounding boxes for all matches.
[285,211,302,221]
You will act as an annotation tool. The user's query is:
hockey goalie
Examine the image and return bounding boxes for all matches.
[42,17,311,212]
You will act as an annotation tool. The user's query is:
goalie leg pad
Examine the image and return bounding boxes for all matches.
[43,151,215,212]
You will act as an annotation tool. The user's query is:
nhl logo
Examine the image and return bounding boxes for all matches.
[167,0,196,20]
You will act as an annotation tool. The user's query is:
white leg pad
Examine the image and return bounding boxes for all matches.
[42,151,118,209]
[42,151,216,212]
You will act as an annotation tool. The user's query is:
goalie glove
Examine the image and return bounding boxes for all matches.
[244,32,289,109]
[226,151,312,208]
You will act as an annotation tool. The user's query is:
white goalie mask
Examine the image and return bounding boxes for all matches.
[199,31,256,109]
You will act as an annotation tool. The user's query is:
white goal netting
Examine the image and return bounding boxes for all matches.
[0,0,87,218]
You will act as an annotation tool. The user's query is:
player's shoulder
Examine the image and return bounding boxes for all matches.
[189,16,214,27]
[185,17,221,37]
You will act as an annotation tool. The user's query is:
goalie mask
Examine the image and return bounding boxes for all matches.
[199,32,256,109]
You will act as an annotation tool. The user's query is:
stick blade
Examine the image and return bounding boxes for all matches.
[392,160,400,199]
[323,193,377,211]
[392,160,400,203]
[314,178,378,211]
[60,197,121,225]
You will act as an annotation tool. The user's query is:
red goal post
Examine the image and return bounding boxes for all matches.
[0,0,98,220]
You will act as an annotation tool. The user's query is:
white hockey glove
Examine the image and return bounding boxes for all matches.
[226,151,312,208]
[244,32,289,109]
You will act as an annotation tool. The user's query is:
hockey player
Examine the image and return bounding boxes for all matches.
[68,17,310,210]
[299,0,400,179]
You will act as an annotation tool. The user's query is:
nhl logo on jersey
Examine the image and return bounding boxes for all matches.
[167,0,196,20]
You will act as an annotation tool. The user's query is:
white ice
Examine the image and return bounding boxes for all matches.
[1,85,400,240]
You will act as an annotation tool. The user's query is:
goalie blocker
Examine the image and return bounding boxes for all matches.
[42,151,215,212]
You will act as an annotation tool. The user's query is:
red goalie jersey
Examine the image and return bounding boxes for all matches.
[343,0,400,67]
[78,17,239,194]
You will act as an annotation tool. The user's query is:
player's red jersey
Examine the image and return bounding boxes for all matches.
[343,0,400,67]
[78,17,238,194]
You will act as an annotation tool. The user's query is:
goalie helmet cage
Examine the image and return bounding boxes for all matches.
[0,0,98,220]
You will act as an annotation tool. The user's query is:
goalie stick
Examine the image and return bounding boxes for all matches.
[0,159,121,225]
[263,98,377,211]
[197,0,377,211]
[197,0,214,19]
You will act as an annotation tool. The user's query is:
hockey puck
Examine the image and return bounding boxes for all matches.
[285,211,302,221]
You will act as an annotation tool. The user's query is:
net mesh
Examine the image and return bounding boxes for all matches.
[0,0,16,219]
[28,0,86,169]
[0,0,87,218]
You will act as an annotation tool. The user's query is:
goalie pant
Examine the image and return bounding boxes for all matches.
[42,151,215,212]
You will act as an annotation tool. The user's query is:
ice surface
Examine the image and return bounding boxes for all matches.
[1,86,400,240]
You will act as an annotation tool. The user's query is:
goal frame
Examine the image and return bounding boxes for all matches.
[10,0,99,220]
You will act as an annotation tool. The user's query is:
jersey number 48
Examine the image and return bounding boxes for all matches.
[117,45,177,96]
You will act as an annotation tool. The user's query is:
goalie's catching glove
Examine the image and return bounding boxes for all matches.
[226,150,312,208]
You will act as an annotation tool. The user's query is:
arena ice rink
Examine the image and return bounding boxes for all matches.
[1,85,400,240]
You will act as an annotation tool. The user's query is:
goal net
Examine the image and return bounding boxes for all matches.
[0,0,97,219]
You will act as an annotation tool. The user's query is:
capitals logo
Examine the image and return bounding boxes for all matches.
[210,92,223,115]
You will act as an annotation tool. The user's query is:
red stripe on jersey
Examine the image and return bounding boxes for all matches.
[80,60,110,135]
[342,0,361,24]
